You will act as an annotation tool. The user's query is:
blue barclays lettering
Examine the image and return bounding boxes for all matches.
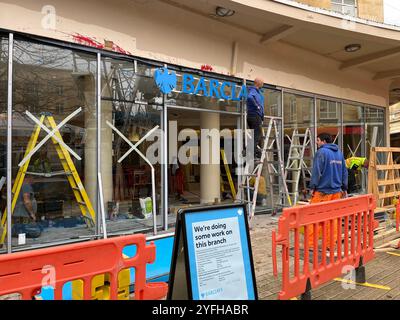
[209,79,221,99]
[182,73,195,94]
[194,77,209,96]
[154,67,247,101]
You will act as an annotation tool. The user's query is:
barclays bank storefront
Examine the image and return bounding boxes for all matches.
[0,32,264,252]
[0,1,388,253]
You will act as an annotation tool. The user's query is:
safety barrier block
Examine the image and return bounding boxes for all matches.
[272,194,377,300]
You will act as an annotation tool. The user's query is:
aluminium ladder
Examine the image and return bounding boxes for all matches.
[237,118,291,219]
[263,118,292,213]
[0,113,96,244]
[284,128,314,205]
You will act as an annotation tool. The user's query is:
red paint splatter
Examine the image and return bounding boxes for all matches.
[71,33,131,55]
[72,33,103,49]
[201,64,214,72]
[111,43,131,55]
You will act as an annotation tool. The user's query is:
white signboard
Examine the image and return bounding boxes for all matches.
[168,204,257,300]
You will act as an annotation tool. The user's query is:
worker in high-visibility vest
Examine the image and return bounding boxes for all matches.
[33,148,52,174]
[249,175,267,206]
[345,157,369,194]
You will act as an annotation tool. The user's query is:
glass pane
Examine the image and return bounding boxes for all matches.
[343,104,364,157]
[284,93,314,135]
[316,99,341,147]
[331,3,342,13]
[101,59,135,101]
[344,0,355,5]
[283,93,315,203]
[101,58,163,235]
[12,40,97,249]
[365,107,385,156]
[136,62,158,77]
[343,6,356,17]
[343,103,365,193]
[0,36,8,253]
[135,63,163,106]
[263,88,282,118]
[167,108,239,215]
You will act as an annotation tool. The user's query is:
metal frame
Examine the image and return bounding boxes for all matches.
[98,54,113,238]
[313,94,317,150]
[6,33,13,253]
[341,102,344,152]
[166,104,241,116]
[281,89,285,173]
[237,96,243,199]
[236,79,245,206]
[162,91,168,231]
[98,172,107,239]
[147,232,175,242]
[161,63,169,231]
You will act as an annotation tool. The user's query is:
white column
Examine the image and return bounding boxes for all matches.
[83,74,113,208]
[100,99,113,205]
[200,112,220,204]
[83,75,97,207]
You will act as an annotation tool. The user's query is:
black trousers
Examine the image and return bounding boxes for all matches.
[247,116,263,157]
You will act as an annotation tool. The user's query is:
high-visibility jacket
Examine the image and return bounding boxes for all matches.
[345,157,367,171]
[249,176,267,195]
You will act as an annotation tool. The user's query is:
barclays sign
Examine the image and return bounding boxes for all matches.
[154,67,247,101]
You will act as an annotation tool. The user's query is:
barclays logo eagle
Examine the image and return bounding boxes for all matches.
[154,67,177,94]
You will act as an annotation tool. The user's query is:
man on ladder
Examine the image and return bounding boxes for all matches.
[246,77,265,160]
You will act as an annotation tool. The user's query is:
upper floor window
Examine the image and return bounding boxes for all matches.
[331,0,357,17]
[319,100,338,120]
[366,108,384,121]
[270,103,278,117]
[289,99,297,122]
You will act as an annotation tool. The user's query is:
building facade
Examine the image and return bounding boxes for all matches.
[0,0,397,252]
[295,0,384,22]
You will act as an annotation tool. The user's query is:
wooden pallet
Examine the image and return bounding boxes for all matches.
[368,147,400,212]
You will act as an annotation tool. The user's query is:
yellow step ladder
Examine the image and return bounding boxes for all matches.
[1,114,95,244]
[220,149,236,199]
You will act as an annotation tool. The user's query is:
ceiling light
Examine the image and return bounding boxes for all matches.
[215,6,235,17]
[391,88,400,95]
[345,44,361,52]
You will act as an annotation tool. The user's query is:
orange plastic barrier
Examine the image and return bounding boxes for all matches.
[272,194,377,300]
[0,234,168,300]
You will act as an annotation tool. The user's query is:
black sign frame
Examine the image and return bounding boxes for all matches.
[167,203,258,300]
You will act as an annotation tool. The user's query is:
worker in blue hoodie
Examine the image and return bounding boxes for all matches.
[310,132,348,202]
[308,132,348,246]
[246,78,265,159]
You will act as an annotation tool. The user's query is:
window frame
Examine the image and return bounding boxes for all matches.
[319,100,339,120]
[331,0,357,17]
